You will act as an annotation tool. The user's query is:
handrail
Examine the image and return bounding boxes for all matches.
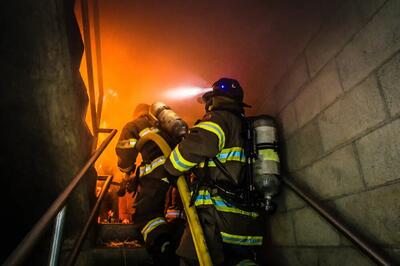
[97,175,120,186]
[282,175,393,265]
[98,128,114,133]
[48,206,67,266]
[66,175,113,266]
[3,129,117,266]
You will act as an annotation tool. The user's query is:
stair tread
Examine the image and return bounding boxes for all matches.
[90,246,153,266]
[96,223,142,243]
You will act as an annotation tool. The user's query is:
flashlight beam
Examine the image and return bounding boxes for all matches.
[164,87,212,100]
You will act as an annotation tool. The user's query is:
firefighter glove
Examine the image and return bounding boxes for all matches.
[166,173,179,187]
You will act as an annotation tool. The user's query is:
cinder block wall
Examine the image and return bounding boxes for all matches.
[262,0,400,265]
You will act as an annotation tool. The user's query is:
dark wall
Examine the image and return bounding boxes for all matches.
[0,0,94,263]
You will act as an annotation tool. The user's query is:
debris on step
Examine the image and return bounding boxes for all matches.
[104,240,142,248]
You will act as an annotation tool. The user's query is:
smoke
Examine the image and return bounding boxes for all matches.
[74,0,321,174]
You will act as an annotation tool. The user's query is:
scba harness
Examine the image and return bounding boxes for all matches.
[190,115,281,214]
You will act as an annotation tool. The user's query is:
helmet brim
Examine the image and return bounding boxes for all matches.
[197,91,213,104]
[197,91,251,108]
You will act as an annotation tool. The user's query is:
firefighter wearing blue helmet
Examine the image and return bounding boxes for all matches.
[165,78,263,265]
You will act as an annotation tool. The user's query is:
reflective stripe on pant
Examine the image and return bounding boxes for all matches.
[141,217,167,242]
[176,207,262,265]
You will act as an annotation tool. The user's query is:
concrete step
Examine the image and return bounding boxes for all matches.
[73,245,152,266]
[90,247,153,266]
[96,223,142,243]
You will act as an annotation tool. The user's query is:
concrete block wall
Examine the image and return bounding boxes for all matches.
[262,0,400,264]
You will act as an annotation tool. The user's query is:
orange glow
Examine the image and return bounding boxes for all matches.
[74,1,211,182]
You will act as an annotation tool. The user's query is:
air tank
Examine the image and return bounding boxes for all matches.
[149,102,188,140]
[251,115,281,212]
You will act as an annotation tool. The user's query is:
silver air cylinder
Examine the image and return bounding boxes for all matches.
[252,115,281,212]
[149,102,188,140]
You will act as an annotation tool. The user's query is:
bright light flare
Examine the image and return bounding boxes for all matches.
[164,86,212,100]
[106,88,118,97]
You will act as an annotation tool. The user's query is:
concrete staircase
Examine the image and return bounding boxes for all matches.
[78,223,153,266]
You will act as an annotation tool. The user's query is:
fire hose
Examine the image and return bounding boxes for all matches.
[136,132,212,266]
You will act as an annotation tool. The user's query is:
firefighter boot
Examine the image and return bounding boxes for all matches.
[147,234,178,266]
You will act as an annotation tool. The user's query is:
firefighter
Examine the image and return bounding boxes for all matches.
[116,103,185,265]
[164,78,264,265]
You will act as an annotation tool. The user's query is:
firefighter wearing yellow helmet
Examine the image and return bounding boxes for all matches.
[116,103,187,265]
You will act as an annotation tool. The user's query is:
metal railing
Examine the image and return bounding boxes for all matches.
[282,175,393,265]
[66,175,113,266]
[48,206,67,266]
[3,129,117,266]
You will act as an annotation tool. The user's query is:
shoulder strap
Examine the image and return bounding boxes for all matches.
[189,157,212,206]
[189,156,238,206]
[211,157,236,184]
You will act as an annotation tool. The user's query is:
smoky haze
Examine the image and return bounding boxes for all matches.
[78,0,321,172]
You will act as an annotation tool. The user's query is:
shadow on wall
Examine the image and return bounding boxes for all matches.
[0,0,95,264]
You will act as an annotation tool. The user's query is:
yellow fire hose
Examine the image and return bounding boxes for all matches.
[136,133,213,266]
